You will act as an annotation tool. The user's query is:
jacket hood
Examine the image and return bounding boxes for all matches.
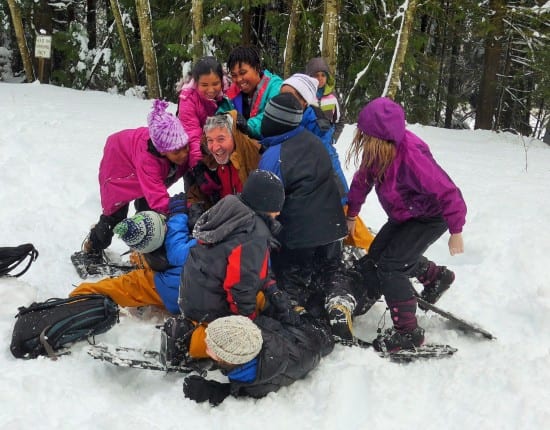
[357,97,406,146]
[192,195,255,244]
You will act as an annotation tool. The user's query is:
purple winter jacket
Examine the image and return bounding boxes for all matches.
[98,127,187,216]
[347,99,466,234]
[178,82,220,168]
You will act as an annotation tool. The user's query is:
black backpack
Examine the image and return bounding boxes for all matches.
[0,243,39,277]
[10,294,119,359]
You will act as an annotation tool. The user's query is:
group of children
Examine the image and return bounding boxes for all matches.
[68,45,467,405]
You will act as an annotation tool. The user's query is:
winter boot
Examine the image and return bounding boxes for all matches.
[326,294,356,344]
[416,260,455,309]
[159,316,195,367]
[372,298,425,353]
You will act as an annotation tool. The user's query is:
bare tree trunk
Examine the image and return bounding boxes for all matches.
[242,2,252,46]
[384,0,418,100]
[136,0,160,99]
[475,0,505,130]
[7,0,35,82]
[191,0,203,63]
[109,0,137,86]
[321,0,338,77]
[87,0,97,49]
[283,0,301,78]
[444,30,460,128]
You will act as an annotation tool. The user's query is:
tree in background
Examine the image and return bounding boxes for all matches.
[6,0,34,82]
[136,0,160,98]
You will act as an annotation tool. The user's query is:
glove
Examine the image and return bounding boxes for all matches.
[187,202,206,231]
[193,162,221,196]
[183,375,231,406]
[235,112,249,134]
[265,284,302,327]
[168,192,188,216]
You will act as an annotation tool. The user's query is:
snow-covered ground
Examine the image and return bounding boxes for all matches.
[1,82,549,430]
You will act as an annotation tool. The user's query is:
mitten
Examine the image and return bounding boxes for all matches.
[183,375,231,406]
[168,192,188,216]
[264,284,302,326]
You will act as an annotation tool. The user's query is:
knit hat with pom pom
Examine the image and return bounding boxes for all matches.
[147,99,189,153]
[113,211,166,253]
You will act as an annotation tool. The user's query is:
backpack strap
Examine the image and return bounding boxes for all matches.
[0,244,39,277]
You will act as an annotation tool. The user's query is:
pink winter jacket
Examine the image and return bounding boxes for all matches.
[178,83,220,168]
[98,127,188,216]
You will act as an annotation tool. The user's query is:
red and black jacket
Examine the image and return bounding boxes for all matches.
[180,195,276,322]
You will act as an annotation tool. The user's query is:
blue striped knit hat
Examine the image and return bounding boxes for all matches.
[114,211,166,253]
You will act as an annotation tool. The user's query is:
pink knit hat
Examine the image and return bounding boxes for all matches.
[147,100,189,153]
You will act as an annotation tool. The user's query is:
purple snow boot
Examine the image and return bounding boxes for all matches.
[416,260,455,310]
[372,298,425,353]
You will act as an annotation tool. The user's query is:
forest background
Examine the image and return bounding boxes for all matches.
[1,0,549,138]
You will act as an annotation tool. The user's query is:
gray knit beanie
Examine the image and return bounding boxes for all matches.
[205,315,263,365]
[261,93,303,137]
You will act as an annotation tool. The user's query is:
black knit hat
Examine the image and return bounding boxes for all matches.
[241,170,285,213]
[261,93,303,137]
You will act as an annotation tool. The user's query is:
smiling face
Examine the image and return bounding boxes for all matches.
[196,71,223,100]
[230,62,261,95]
[161,146,189,165]
[205,126,235,165]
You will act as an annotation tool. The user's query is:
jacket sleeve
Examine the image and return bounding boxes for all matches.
[135,153,172,214]
[223,237,269,318]
[164,213,197,267]
[346,168,373,218]
[178,91,204,169]
[247,75,283,139]
[408,141,467,234]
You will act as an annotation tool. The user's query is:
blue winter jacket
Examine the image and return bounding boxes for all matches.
[301,106,349,203]
[154,213,197,313]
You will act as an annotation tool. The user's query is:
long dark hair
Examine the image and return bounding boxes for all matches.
[191,56,224,82]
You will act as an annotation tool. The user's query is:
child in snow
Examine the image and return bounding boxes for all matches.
[279,74,374,252]
[165,170,299,364]
[182,314,334,406]
[82,100,190,258]
[177,56,232,169]
[346,97,466,352]
[221,45,283,139]
[305,57,344,142]
[71,194,196,314]
[257,93,360,343]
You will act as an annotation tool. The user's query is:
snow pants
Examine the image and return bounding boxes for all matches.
[69,268,164,308]
[361,216,447,303]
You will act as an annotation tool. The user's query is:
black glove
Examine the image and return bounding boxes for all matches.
[236,112,249,134]
[187,202,206,231]
[168,192,188,216]
[183,375,231,406]
[264,284,302,327]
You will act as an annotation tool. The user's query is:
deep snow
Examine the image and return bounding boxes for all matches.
[1,82,549,430]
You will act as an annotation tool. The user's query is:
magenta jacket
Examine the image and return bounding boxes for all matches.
[347,129,466,234]
[98,127,187,216]
[178,82,220,168]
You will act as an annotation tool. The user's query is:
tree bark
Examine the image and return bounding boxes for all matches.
[191,0,203,63]
[109,0,138,86]
[136,0,161,99]
[321,0,339,77]
[384,0,418,100]
[7,0,35,82]
[283,0,301,78]
[475,0,505,130]
[87,0,97,49]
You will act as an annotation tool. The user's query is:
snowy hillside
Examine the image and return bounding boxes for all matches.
[1,82,549,430]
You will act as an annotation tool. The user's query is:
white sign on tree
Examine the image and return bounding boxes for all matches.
[35,35,52,59]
